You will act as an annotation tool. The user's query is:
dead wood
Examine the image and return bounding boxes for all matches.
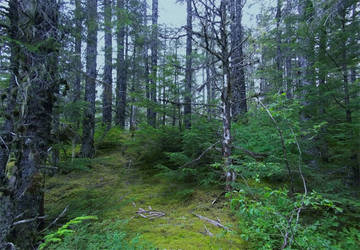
[136,207,165,219]
[192,213,230,231]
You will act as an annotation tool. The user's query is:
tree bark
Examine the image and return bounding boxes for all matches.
[81,0,98,158]
[2,0,59,247]
[149,0,158,127]
[184,0,193,129]
[103,0,113,129]
[231,0,247,120]
[73,0,82,102]
[116,0,127,129]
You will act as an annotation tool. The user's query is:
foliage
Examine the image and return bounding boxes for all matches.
[227,186,356,249]
[39,216,98,249]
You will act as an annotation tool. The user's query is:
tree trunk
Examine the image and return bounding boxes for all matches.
[116,0,127,128]
[184,0,193,129]
[73,0,82,102]
[231,0,247,120]
[103,0,113,129]
[3,1,59,247]
[276,0,283,91]
[149,0,158,127]
[81,0,98,158]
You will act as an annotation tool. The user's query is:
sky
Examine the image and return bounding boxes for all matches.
[158,0,273,29]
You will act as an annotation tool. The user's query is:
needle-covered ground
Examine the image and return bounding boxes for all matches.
[44,150,247,249]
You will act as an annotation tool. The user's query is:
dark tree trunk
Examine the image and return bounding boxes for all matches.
[284,0,292,99]
[149,0,158,127]
[276,0,283,90]
[184,0,192,129]
[0,0,19,246]
[1,1,59,247]
[115,0,127,129]
[73,0,82,102]
[81,0,98,158]
[231,0,247,120]
[103,0,113,129]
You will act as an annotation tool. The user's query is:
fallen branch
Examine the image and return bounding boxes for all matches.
[41,205,68,232]
[211,191,226,206]
[136,207,165,219]
[203,225,214,237]
[192,213,230,231]
[12,216,47,227]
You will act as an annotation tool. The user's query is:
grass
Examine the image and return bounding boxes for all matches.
[44,150,247,249]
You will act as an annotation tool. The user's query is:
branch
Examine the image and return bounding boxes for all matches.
[180,140,220,169]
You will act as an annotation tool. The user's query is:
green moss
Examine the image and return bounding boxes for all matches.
[44,152,247,249]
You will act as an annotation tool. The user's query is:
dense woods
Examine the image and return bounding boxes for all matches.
[0,0,359,249]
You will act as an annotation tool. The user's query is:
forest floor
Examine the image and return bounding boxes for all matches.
[44,149,247,249]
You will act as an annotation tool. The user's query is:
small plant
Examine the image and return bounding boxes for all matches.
[39,216,98,249]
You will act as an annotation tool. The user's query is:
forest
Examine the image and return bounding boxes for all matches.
[0,0,359,249]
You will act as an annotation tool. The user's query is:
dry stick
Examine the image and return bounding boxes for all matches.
[192,213,230,231]
[41,205,68,232]
[211,191,226,206]
[180,141,220,169]
[12,216,47,227]
[257,98,294,192]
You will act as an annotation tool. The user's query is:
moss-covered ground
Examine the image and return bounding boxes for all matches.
[44,151,247,249]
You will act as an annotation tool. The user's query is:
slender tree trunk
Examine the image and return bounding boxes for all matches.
[285,0,292,99]
[149,0,158,127]
[184,0,193,129]
[81,0,98,158]
[116,0,127,128]
[73,0,82,102]
[276,0,283,91]
[103,0,113,129]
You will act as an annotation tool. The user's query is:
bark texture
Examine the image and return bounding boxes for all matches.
[184,0,193,129]
[103,0,113,129]
[81,0,98,158]
[115,0,127,128]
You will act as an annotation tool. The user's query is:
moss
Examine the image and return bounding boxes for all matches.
[44,152,247,249]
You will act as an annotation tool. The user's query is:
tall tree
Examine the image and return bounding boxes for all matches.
[184,0,193,129]
[231,0,247,119]
[103,0,113,129]
[81,0,98,158]
[73,0,82,102]
[115,0,127,128]
[0,0,59,247]
[149,0,158,127]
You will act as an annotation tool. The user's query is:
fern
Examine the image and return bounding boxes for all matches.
[39,216,98,249]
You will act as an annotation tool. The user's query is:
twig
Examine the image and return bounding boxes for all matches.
[12,216,47,227]
[211,191,226,206]
[180,141,220,169]
[41,205,68,232]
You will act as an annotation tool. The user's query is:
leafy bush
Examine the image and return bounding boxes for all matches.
[41,217,152,250]
[228,186,358,249]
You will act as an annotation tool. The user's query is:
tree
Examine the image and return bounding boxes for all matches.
[73,0,83,103]
[230,0,247,119]
[0,0,59,247]
[149,0,158,127]
[184,0,193,129]
[81,0,98,158]
[192,0,239,190]
[103,0,113,129]
[115,0,127,128]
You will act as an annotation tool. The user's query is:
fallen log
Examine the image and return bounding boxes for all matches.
[192,213,230,231]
